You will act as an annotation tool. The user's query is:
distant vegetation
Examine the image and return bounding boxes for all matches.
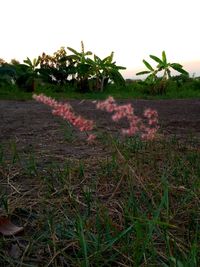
[0,42,125,93]
[0,42,200,99]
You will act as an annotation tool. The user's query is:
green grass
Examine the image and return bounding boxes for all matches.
[0,79,200,100]
[0,134,199,266]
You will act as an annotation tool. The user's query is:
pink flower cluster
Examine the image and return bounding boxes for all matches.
[96,96,159,140]
[33,94,95,141]
[33,94,159,142]
[33,93,60,108]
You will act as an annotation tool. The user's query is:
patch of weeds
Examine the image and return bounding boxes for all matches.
[0,134,199,266]
[10,141,21,164]
[60,121,76,143]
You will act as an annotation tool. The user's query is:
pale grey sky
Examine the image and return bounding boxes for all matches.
[0,0,200,77]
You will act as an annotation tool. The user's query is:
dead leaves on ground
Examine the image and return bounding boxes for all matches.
[0,216,23,236]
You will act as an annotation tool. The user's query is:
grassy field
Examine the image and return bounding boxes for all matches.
[0,133,199,266]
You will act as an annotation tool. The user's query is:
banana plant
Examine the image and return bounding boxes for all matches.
[137,51,188,81]
[136,51,188,94]
[23,57,40,72]
[67,41,92,64]
[149,51,188,80]
[86,52,126,92]
[67,41,93,92]
[38,48,75,85]
[22,57,40,91]
[136,59,159,84]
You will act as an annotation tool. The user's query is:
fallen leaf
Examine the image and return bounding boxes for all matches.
[0,216,24,236]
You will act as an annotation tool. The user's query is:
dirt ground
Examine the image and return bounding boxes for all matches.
[0,99,200,162]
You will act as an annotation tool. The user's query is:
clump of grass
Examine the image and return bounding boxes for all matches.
[0,132,199,266]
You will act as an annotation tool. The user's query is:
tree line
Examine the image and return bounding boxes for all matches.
[0,42,126,93]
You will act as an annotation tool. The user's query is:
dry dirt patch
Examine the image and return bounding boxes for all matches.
[0,99,200,161]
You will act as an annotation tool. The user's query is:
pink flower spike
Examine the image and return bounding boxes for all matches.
[87,134,96,142]
[144,108,158,119]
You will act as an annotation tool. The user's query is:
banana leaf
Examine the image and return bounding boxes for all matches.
[171,65,188,75]
[94,54,101,62]
[23,57,33,67]
[143,60,154,71]
[100,52,114,64]
[85,51,92,56]
[150,55,163,65]
[136,70,151,75]
[170,63,183,69]
[162,51,167,65]
[67,47,80,56]
[109,69,125,86]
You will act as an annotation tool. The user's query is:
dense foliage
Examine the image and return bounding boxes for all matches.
[0,45,200,96]
[0,42,126,93]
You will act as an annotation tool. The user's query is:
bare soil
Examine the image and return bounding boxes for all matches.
[0,99,200,162]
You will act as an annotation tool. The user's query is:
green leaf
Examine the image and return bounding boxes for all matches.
[150,55,163,65]
[162,51,167,65]
[85,51,92,56]
[109,69,125,85]
[143,60,154,71]
[108,52,114,63]
[174,67,188,75]
[23,57,32,67]
[102,56,110,64]
[67,47,79,56]
[115,65,126,70]
[66,54,78,61]
[94,54,101,62]
[136,70,151,75]
[170,63,183,69]
[170,63,188,75]
[86,58,95,65]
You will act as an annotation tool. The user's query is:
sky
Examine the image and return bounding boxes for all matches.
[0,0,200,78]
